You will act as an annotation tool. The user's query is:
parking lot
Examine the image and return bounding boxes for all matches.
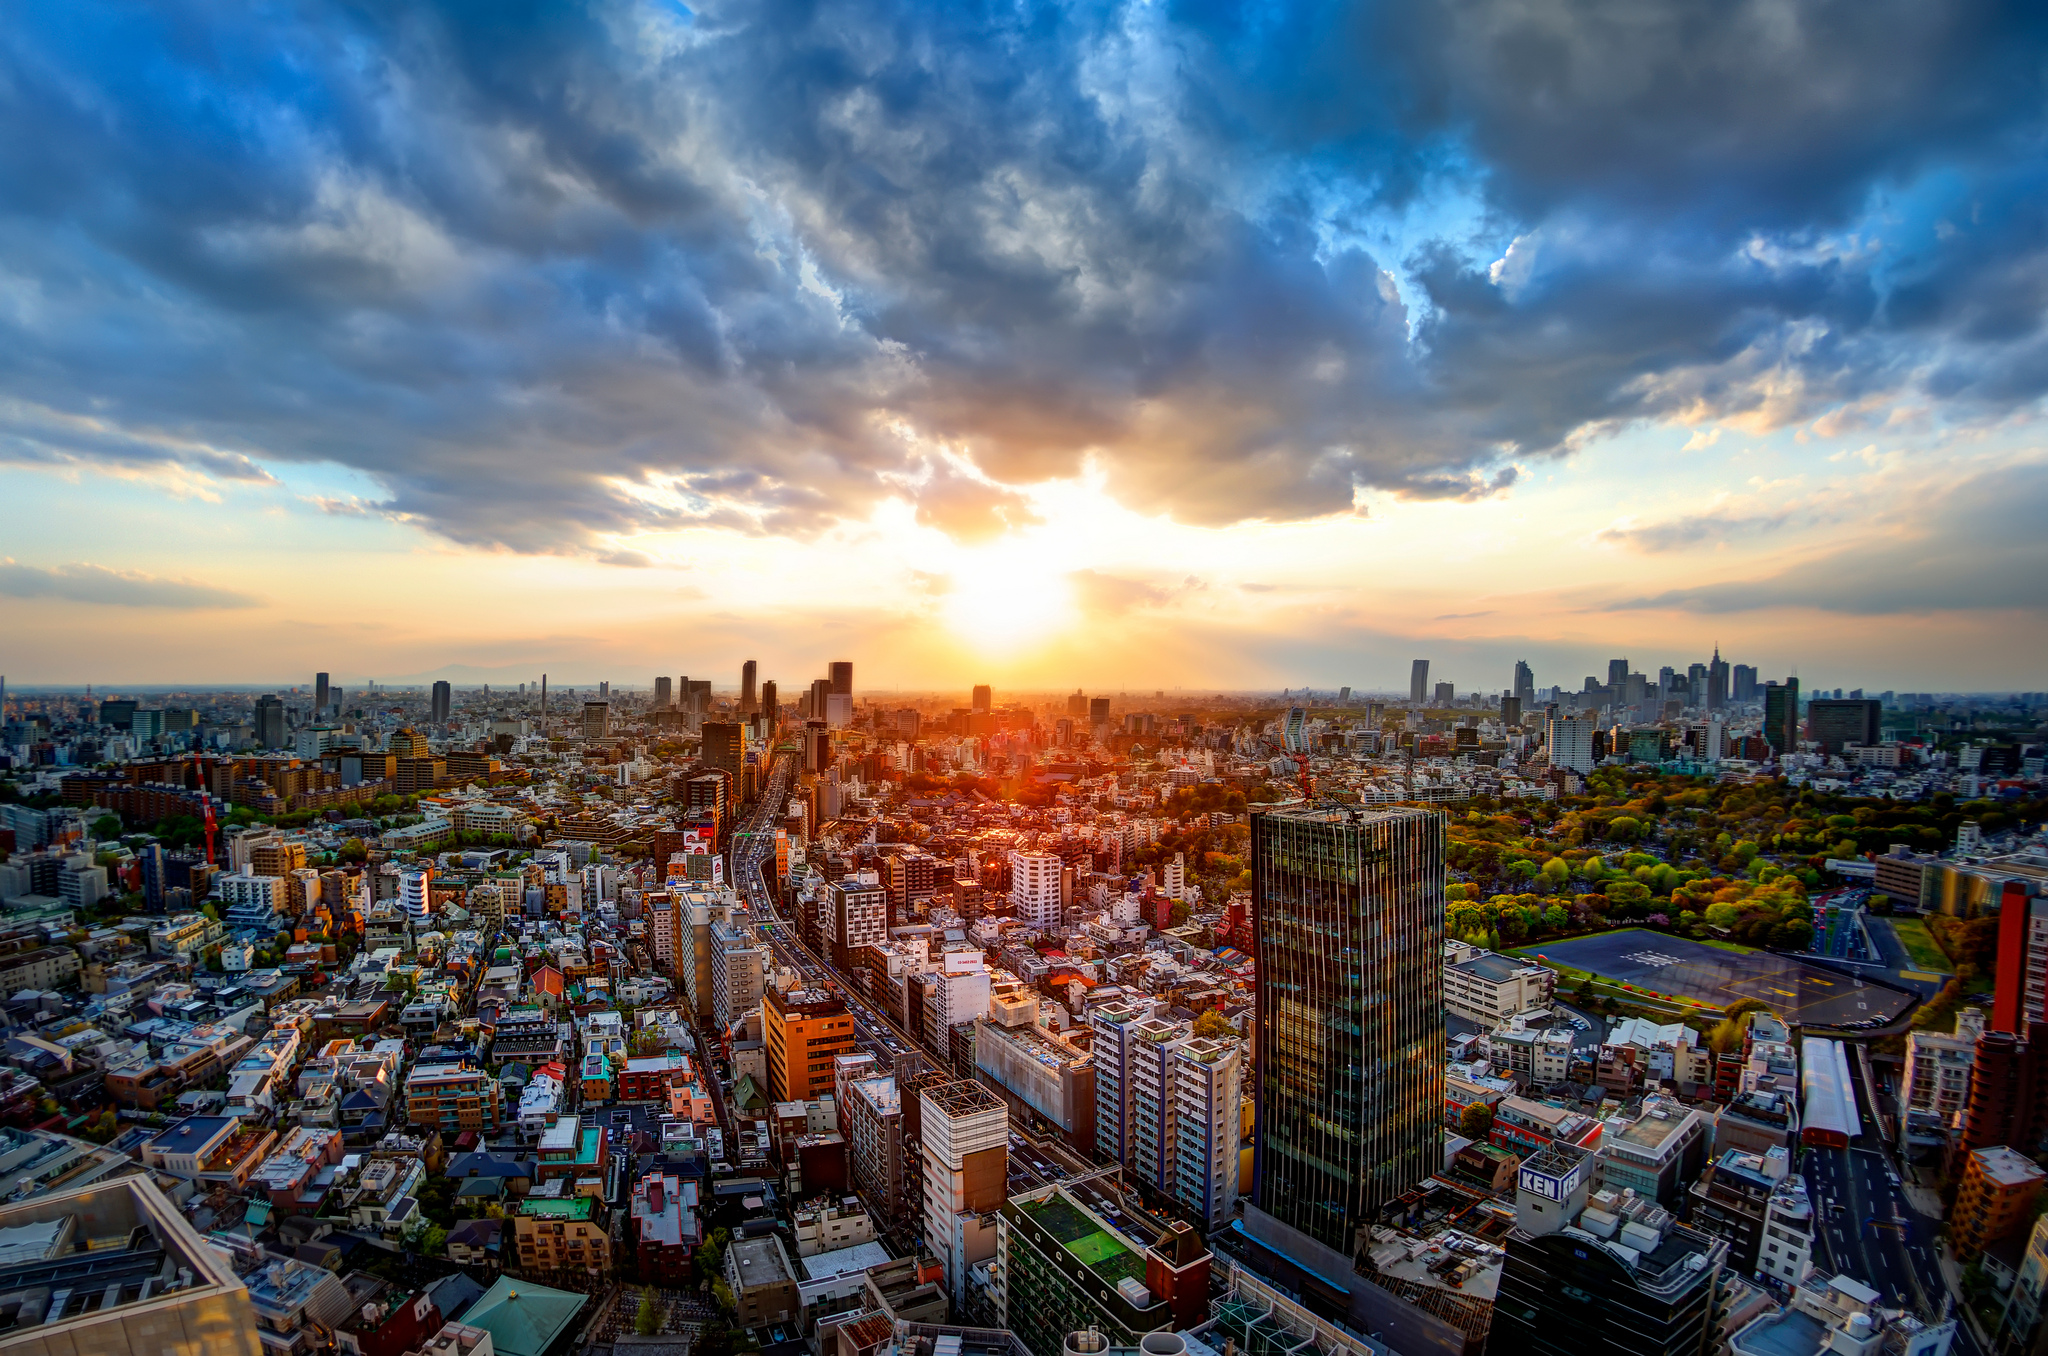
[1523,929,1916,1027]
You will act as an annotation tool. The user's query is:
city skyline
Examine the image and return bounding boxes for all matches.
[2,6,2047,689]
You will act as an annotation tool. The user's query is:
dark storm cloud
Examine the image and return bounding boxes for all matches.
[0,0,2044,558]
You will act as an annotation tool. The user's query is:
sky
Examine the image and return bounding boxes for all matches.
[2,0,2047,695]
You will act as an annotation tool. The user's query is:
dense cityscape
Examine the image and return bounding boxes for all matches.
[0,660,2040,1356]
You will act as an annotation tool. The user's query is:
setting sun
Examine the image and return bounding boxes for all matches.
[942,549,1075,654]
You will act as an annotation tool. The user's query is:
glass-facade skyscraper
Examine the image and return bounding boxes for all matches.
[1251,805,1445,1254]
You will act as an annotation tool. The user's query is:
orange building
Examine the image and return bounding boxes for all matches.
[1953,1145,2046,1261]
[764,987,857,1104]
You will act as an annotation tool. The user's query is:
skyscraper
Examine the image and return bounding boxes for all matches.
[582,700,610,741]
[1707,647,1730,711]
[809,678,832,718]
[1513,659,1535,705]
[759,679,777,722]
[1732,663,1759,703]
[1409,659,1429,705]
[254,694,286,749]
[1606,657,1630,691]
[971,684,991,713]
[654,676,673,709]
[1248,805,1444,1255]
[430,680,451,724]
[314,671,330,714]
[741,659,758,714]
[703,721,744,776]
[1067,690,1087,717]
[829,660,853,696]
[1763,679,1800,756]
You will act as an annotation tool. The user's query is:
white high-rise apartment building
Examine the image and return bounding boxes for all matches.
[1091,1009,1242,1231]
[1547,712,1598,774]
[398,869,431,925]
[1009,851,1063,930]
[1170,1036,1242,1229]
[925,953,992,1053]
[1090,1001,1144,1164]
[1128,1017,1184,1195]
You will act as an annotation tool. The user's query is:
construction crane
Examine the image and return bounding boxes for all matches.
[1263,738,1315,802]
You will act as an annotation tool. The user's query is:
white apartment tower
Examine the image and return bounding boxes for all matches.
[398,869,431,925]
[1090,1000,1142,1165]
[1094,1009,1243,1232]
[1547,712,1598,774]
[1171,1036,1242,1230]
[1009,851,1063,930]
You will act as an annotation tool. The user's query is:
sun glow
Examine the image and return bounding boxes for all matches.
[941,548,1074,653]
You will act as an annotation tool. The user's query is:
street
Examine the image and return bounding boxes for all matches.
[1801,1035,1974,1355]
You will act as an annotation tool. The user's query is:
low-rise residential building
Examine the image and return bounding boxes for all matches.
[631,1171,700,1284]
[726,1233,802,1330]
[404,1061,504,1134]
[512,1194,611,1279]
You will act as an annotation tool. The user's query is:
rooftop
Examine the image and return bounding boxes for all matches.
[1971,1145,2047,1188]
[1016,1191,1147,1289]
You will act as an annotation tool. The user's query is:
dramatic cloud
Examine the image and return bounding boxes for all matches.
[0,0,2044,561]
[1613,461,2048,615]
[0,561,258,610]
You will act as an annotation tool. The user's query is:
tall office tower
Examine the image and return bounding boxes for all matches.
[1432,680,1454,707]
[254,694,286,749]
[1247,805,1444,1259]
[809,677,833,718]
[1763,679,1800,756]
[702,721,744,775]
[759,680,777,722]
[1088,696,1111,728]
[599,680,610,698]
[1409,659,1429,705]
[430,680,451,724]
[541,674,548,717]
[314,672,330,714]
[803,719,830,774]
[1606,657,1630,691]
[1687,662,1708,703]
[971,684,992,713]
[920,1079,1007,1309]
[1492,1143,1728,1356]
[687,678,712,710]
[1732,664,1759,703]
[581,700,610,741]
[825,692,853,728]
[1501,695,1522,728]
[1513,659,1535,705]
[1282,706,1308,753]
[1009,851,1063,929]
[741,659,758,714]
[1657,665,1676,692]
[1067,690,1087,717]
[1548,712,1598,773]
[1807,698,1881,754]
[654,676,673,709]
[829,660,853,696]
[1707,647,1730,711]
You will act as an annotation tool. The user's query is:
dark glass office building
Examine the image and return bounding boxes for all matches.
[1763,679,1801,755]
[1251,805,1445,1254]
